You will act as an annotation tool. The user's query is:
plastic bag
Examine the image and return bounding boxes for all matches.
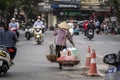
[58,47,80,61]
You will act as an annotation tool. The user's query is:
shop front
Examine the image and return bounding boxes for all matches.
[51,0,81,23]
[95,9,110,23]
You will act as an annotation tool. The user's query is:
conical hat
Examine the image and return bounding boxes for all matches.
[58,21,70,29]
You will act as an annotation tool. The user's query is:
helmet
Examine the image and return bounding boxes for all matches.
[11,18,15,21]
[37,16,41,19]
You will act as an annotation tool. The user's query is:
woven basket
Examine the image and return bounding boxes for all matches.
[57,60,80,67]
[46,54,58,62]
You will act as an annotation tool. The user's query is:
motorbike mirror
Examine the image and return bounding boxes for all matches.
[103,53,117,65]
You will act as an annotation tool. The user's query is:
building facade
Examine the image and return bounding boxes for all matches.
[38,0,110,28]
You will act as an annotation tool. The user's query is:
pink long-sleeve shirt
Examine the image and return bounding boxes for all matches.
[54,28,73,46]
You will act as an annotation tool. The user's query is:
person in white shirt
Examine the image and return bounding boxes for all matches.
[67,19,74,35]
[33,16,44,27]
[33,16,45,33]
[33,16,45,41]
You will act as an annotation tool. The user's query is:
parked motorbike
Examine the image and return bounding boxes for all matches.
[33,26,44,44]
[103,25,109,35]
[114,27,120,35]
[0,45,11,75]
[86,29,94,40]
[25,26,33,40]
[103,50,120,80]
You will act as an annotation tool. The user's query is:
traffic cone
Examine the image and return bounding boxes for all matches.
[84,45,91,68]
[87,49,99,76]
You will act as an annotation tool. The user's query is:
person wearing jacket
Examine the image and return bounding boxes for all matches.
[87,20,96,36]
[87,20,95,31]
[9,18,20,40]
[54,21,75,69]
[0,23,17,64]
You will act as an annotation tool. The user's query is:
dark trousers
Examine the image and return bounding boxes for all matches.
[55,45,66,57]
[56,45,66,67]
[84,30,88,36]
[7,47,17,59]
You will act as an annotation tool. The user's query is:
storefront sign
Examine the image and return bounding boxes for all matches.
[59,4,78,8]
[51,3,80,9]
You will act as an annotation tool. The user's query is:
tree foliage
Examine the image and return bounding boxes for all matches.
[0,0,43,22]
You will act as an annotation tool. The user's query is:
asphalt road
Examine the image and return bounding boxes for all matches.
[0,30,120,80]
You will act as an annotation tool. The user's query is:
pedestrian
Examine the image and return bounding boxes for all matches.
[54,21,75,69]
[0,22,17,64]
[67,18,74,35]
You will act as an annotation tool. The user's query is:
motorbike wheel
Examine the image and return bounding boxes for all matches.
[1,63,8,73]
[89,37,92,40]
[37,41,41,44]
[25,32,31,40]
[89,35,94,40]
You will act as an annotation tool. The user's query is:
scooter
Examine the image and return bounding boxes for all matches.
[86,29,94,40]
[33,26,44,44]
[0,45,11,75]
[103,50,120,80]
[25,26,33,40]
[10,27,19,40]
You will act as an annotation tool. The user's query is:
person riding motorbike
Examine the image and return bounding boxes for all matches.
[33,16,45,42]
[33,16,45,33]
[54,21,75,69]
[87,20,95,36]
[0,22,17,64]
[9,18,20,40]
